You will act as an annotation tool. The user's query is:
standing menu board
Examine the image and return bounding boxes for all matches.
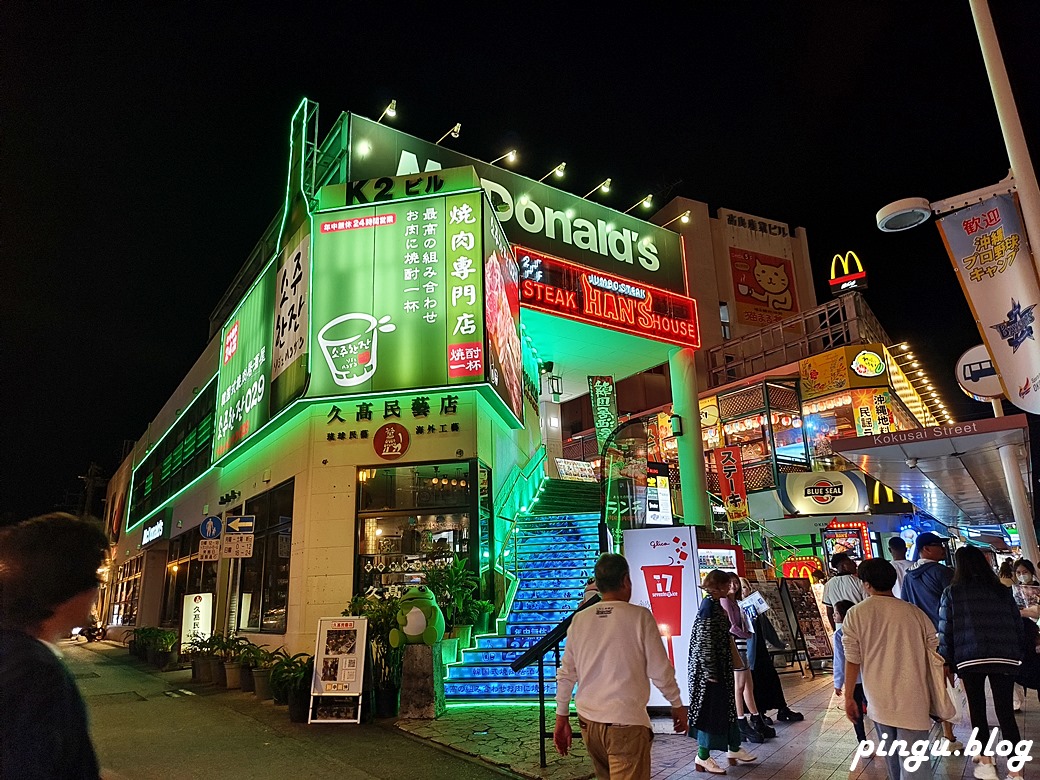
[781,578,833,660]
[310,616,368,723]
[750,581,796,652]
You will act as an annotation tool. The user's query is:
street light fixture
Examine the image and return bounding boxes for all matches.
[624,194,654,214]
[436,123,462,145]
[659,210,691,229]
[377,99,397,123]
[583,178,611,199]
[490,149,517,166]
[539,162,566,182]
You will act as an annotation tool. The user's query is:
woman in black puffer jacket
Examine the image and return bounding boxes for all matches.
[938,546,1024,780]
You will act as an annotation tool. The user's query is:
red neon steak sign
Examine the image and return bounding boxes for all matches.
[515,247,700,348]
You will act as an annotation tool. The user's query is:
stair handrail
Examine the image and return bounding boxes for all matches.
[508,593,601,768]
[493,445,548,577]
[706,492,803,577]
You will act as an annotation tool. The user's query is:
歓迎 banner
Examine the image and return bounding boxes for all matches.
[937,194,1040,414]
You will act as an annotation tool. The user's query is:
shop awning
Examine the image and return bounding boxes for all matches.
[829,415,1032,528]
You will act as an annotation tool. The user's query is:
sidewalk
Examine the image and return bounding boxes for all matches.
[73,641,1036,779]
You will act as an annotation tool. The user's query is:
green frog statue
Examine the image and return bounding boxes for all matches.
[388,585,445,647]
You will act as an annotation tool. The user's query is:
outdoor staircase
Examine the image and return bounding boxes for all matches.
[444,512,601,700]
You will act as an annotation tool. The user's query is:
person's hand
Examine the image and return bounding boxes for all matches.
[553,716,572,756]
[671,705,688,734]
[844,695,861,725]
[943,665,955,687]
[834,687,842,697]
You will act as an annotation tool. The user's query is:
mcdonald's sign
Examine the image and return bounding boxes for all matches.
[830,251,867,296]
[866,475,912,514]
[782,555,824,580]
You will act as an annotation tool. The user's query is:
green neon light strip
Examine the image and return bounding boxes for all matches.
[275,98,313,251]
[209,392,311,470]
[126,375,218,533]
[312,185,483,214]
[126,466,215,534]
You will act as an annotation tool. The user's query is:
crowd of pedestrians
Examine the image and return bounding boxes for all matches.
[556,539,1039,780]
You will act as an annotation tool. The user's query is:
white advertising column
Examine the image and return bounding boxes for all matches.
[623,526,699,707]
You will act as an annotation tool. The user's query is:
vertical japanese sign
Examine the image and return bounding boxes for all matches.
[588,375,619,453]
[483,210,523,423]
[937,193,1040,413]
[645,462,673,526]
[308,190,486,399]
[213,263,275,460]
[180,593,213,652]
[850,388,892,436]
[713,446,750,522]
[270,230,309,414]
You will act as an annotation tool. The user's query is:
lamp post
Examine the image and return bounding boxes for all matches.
[875,0,1039,564]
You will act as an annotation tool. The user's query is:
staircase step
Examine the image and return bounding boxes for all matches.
[444,680,557,698]
[447,662,555,680]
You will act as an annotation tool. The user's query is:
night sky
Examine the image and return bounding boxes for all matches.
[4,2,1039,523]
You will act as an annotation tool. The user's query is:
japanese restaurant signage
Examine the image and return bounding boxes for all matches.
[588,376,619,453]
[309,183,522,427]
[324,393,465,444]
[713,446,750,522]
[517,247,699,347]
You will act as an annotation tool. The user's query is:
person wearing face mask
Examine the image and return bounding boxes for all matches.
[1010,558,1040,712]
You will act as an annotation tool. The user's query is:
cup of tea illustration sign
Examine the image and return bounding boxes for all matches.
[318,313,396,387]
[641,565,684,665]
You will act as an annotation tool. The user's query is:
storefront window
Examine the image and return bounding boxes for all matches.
[110,555,143,626]
[234,479,294,634]
[159,529,219,629]
[359,462,473,512]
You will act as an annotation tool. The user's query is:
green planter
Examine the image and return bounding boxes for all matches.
[440,638,459,665]
[453,625,473,649]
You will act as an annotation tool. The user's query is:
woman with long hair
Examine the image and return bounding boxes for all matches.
[687,569,757,774]
[938,545,1024,780]
[739,577,803,723]
[722,573,773,741]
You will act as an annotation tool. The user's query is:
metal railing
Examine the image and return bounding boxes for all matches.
[706,292,892,388]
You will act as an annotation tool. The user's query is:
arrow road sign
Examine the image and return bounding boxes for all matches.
[225,515,255,533]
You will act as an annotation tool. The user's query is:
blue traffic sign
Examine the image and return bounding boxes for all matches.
[200,516,223,539]
[225,515,256,534]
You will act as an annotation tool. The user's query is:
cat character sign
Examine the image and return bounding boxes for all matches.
[730,248,798,327]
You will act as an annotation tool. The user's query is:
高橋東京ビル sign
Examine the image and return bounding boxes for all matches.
[346,114,686,294]
[308,180,522,427]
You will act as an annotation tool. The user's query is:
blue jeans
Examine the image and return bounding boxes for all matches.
[874,723,933,780]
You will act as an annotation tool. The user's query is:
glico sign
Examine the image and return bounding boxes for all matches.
[517,247,700,348]
[829,251,867,296]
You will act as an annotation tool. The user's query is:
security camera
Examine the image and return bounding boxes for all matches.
[906,457,918,469]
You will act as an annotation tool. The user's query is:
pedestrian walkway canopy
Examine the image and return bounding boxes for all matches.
[829,414,1031,527]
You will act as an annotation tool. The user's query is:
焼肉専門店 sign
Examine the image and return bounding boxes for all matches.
[346,114,686,294]
[516,247,699,348]
[308,182,523,427]
[937,193,1040,414]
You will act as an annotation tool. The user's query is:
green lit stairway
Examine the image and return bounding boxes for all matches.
[444,509,601,700]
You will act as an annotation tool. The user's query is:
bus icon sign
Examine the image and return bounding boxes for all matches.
[955,344,1003,402]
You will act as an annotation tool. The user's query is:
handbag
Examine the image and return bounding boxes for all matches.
[926,650,957,721]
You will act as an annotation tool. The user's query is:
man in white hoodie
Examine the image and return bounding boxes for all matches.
[554,553,688,779]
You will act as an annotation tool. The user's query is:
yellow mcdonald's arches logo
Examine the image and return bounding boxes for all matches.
[830,250,866,281]
[872,480,910,506]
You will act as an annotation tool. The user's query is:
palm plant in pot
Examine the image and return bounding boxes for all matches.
[184,632,208,682]
[218,634,251,689]
[155,629,180,671]
[346,593,403,718]
[425,555,479,661]
[249,646,284,701]
[472,599,496,635]
[237,641,271,694]
[270,652,314,722]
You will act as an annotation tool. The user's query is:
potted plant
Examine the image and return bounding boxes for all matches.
[250,647,284,701]
[346,594,403,718]
[138,627,161,665]
[237,641,268,694]
[183,632,208,682]
[155,629,180,671]
[472,599,496,635]
[270,652,313,722]
[218,634,250,689]
[425,555,479,662]
[203,633,226,686]
[121,627,141,657]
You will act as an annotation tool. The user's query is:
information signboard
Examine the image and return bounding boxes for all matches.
[780,577,833,660]
[222,534,254,559]
[198,539,221,562]
[309,616,368,724]
[180,593,213,652]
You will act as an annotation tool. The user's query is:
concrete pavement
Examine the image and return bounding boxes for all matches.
[68,641,1037,779]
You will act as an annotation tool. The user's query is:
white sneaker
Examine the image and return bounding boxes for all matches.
[695,756,727,774]
[945,739,964,753]
[727,748,757,764]
[974,762,999,780]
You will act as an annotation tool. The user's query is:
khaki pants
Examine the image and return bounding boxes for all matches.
[578,717,653,780]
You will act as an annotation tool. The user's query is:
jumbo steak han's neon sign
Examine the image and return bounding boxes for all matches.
[517,247,700,348]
